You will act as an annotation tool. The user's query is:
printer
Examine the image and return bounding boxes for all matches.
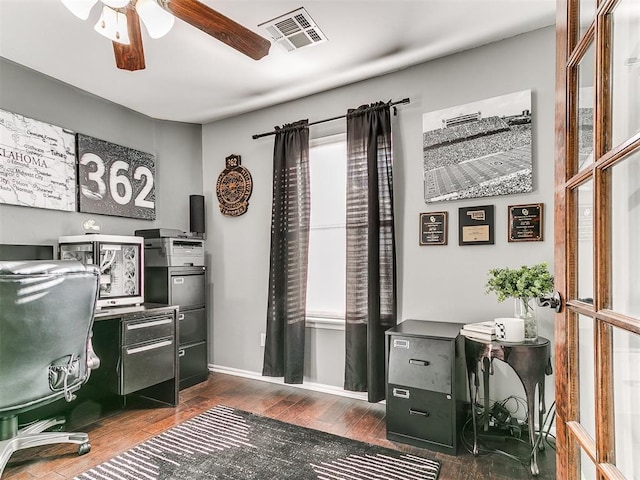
[135,229,205,267]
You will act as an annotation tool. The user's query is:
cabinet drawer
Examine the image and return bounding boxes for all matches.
[179,341,208,389]
[122,314,174,345]
[386,385,453,447]
[121,336,175,395]
[387,336,452,393]
[179,308,206,345]
[170,272,205,309]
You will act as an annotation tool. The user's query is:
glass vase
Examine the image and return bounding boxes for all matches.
[514,297,537,342]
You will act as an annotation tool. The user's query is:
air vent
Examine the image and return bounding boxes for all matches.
[259,7,327,53]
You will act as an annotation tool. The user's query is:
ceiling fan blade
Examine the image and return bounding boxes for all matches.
[113,4,146,71]
[158,0,270,60]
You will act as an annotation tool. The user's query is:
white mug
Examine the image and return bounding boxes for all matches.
[494,317,525,343]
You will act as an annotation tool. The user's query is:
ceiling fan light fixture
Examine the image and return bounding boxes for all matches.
[136,0,175,39]
[93,5,130,44]
[101,0,130,8]
[60,0,99,20]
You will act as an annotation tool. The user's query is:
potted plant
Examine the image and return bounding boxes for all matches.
[485,262,554,341]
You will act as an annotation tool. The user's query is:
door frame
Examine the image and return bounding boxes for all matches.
[555,1,640,479]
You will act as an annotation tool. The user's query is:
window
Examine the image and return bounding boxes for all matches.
[305,134,346,323]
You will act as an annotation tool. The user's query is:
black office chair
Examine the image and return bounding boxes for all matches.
[0,260,100,476]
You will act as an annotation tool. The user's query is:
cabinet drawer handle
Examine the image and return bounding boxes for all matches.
[409,409,430,417]
[178,314,185,320]
[173,277,185,284]
[409,359,430,367]
[178,349,185,357]
[392,388,410,399]
[126,318,172,330]
[126,339,172,354]
[393,339,410,349]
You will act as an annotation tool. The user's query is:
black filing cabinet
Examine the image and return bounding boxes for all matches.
[145,266,208,390]
[385,320,466,455]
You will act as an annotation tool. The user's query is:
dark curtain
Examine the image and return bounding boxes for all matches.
[262,120,310,384]
[344,103,397,402]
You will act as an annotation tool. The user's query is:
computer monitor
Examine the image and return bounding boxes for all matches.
[0,244,54,261]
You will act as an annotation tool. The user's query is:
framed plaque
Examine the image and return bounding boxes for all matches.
[458,205,494,245]
[419,212,448,245]
[508,203,543,242]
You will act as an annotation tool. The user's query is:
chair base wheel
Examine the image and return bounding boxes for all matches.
[78,442,91,455]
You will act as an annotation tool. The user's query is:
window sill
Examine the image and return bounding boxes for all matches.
[305,315,345,331]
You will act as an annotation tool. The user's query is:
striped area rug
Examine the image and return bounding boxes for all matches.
[74,405,440,479]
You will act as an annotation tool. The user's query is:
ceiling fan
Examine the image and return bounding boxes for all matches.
[60,0,271,71]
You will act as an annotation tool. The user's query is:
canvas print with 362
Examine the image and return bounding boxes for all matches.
[422,89,532,203]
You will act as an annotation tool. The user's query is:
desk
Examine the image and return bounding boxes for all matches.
[16,304,179,428]
[92,303,179,407]
[464,336,552,476]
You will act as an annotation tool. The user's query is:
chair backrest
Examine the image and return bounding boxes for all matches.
[0,260,100,414]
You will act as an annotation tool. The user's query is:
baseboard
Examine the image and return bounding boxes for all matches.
[210,364,371,402]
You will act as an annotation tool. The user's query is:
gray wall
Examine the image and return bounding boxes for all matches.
[0,58,203,244]
[202,27,557,403]
[0,26,557,406]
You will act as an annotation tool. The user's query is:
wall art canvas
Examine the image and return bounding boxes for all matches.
[77,134,156,220]
[0,109,76,211]
[422,89,532,203]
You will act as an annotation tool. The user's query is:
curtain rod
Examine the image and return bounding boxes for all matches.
[251,98,410,140]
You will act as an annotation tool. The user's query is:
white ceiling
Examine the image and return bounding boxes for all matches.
[0,0,556,124]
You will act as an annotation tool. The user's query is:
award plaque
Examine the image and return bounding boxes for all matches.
[458,205,495,245]
[508,203,543,242]
[419,212,448,245]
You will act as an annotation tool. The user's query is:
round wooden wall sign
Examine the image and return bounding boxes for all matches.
[216,154,253,217]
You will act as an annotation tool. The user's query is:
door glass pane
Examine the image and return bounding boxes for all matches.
[577,182,594,304]
[611,152,640,318]
[580,448,597,480]
[613,327,640,480]
[578,315,596,440]
[577,42,596,171]
[579,0,597,39]
[610,0,640,148]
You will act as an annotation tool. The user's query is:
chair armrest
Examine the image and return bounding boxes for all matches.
[87,336,100,371]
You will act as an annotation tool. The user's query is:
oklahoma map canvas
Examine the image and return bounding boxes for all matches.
[422,89,532,203]
[0,109,76,211]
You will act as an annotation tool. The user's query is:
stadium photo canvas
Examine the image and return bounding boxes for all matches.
[422,89,533,203]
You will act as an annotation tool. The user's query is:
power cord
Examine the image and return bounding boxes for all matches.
[461,398,557,467]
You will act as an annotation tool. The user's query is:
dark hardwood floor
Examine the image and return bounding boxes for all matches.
[3,372,556,479]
